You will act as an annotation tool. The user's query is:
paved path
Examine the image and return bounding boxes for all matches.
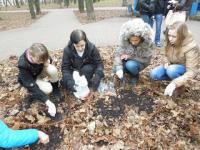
[0,8,200,59]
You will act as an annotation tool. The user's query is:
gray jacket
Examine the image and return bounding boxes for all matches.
[113,19,154,71]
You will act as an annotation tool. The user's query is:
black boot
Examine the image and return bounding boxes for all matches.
[51,81,61,99]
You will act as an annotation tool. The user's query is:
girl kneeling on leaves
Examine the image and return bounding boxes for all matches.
[18,43,60,117]
[150,21,200,96]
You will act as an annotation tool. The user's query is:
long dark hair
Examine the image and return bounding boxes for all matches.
[70,29,87,44]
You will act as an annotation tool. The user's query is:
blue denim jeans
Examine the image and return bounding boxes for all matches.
[124,60,141,77]
[154,14,163,44]
[141,15,153,27]
[150,64,186,80]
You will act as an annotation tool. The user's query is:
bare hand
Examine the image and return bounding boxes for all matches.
[38,131,49,144]
[44,59,50,67]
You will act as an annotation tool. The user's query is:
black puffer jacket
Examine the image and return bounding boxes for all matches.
[18,52,48,102]
[61,40,104,90]
[154,0,168,15]
[137,0,155,16]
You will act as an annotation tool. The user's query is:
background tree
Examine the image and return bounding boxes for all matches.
[78,0,84,13]
[15,0,20,8]
[35,0,41,15]
[57,0,62,8]
[122,0,127,6]
[20,0,24,5]
[4,0,12,7]
[85,0,95,20]
[28,0,36,19]
[27,0,42,19]
[64,0,70,7]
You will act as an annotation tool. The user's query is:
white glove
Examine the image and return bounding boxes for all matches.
[164,82,176,96]
[38,131,49,144]
[45,100,56,117]
[116,70,123,79]
[167,4,171,9]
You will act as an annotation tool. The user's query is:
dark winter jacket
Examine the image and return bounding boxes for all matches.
[61,40,104,90]
[137,0,155,16]
[18,51,49,102]
[154,0,168,15]
[169,0,194,11]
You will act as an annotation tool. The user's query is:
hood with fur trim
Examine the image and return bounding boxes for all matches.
[113,19,154,72]
[119,18,153,48]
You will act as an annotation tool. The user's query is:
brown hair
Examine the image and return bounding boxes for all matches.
[29,43,49,63]
[165,21,189,56]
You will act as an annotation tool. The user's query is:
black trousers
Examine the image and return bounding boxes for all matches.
[80,64,95,85]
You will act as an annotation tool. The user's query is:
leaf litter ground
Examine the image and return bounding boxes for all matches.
[0,47,200,150]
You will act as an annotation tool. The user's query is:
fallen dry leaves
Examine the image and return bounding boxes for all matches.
[74,10,130,24]
[0,12,47,31]
[0,47,200,150]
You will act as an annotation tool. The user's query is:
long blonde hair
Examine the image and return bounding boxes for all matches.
[165,21,189,57]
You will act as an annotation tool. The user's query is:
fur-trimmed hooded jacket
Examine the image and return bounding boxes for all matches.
[113,19,154,72]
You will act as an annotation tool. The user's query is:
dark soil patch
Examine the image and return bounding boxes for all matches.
[95,139,109,147]
[29,126,63,150]
[95,89,155,119]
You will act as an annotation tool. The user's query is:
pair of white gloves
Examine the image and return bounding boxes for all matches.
[116,64,176,96]
[72,71,90,100]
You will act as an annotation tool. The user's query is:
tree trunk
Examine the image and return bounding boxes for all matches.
[85,0,95,20]
[20,0,24,5]
[122,0,127,6]
[43,0,47,5]
[73,0,76,4]
[15,0,20,8]
[2,0,7,7]
[28,0,36,19]
[6,0,12,6]
[34,0,41,15]
[57,0,62,8]
[64,0,69,7]
[78,0,84,13]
